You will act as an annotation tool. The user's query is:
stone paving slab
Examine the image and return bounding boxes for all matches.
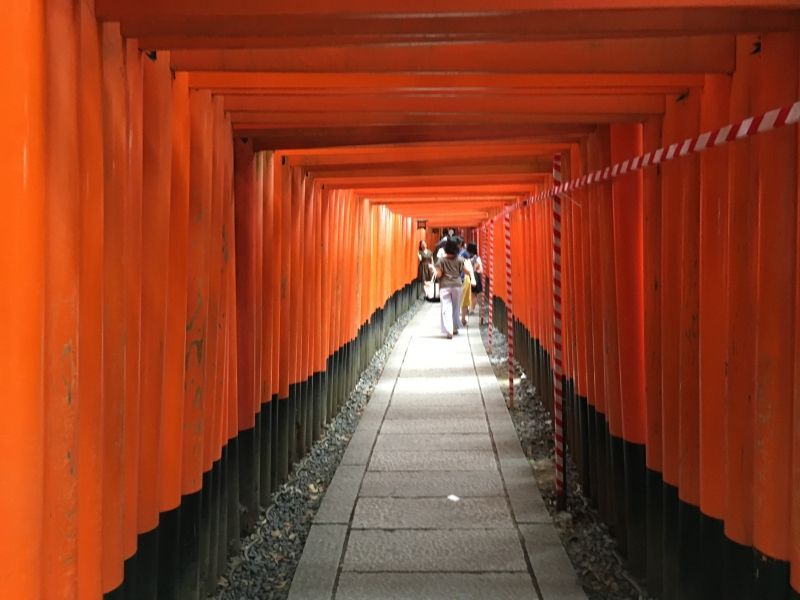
[368,449,498,472]
[359,470,506,498]
[379,417,488,434]
[335,573,539,600]
[314,465,366,524]
[384,404,486,420]
[381,394,484,408]
[398,366,480,378]
[503,464,552,524]
[521,524,588,599]
[286,524,347,600]
[392,378,484,397]
[351,496,514,529]
[373,433,493,452]
[340,439,374,466]
[341,529,529,572]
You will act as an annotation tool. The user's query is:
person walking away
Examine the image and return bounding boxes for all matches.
[466,242,484,321]
[460,241,473,326]
[418,240,435,300]
[436,238,473,338]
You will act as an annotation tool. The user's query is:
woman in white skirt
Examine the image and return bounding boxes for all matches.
[435,237,474,338]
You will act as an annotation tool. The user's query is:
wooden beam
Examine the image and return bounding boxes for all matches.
[377,202,511,212]
[308,162,550,179]
[187,72,705,91]
[124,9,800,48]
[233,112,651,128]
[246,124,594,150]
[306,155,553,173]
[355,184,538,195]
[391,208,493,217]
[217,86,694,97]
[171,36,735,74]
[365,195,519,203]
[317,173,547,189]
[390,207,496,214]
[96,0,799,21]
[410,218,486,227]
[223,93,665,115]
[285,142,570,166]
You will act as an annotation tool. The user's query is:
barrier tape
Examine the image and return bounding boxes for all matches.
[504,210,515,407]
[480,99,800,503]
[518,99,800,207]
[487,222,495,355]
[552,154,566,510]
[479,225,487,327]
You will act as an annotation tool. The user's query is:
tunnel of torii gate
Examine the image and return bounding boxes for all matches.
[1,1,800,599]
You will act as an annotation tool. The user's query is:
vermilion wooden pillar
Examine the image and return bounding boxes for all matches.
[0,1,46,598]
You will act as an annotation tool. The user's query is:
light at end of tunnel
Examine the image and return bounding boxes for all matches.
[447,494,460,502]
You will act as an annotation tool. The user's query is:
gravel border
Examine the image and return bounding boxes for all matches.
[480,324,648,600]
[213,300,424,600]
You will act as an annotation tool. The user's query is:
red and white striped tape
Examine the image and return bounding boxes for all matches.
[487,222,495,355]
[504,210,515,408]
[481,100,800,503]
[551,154,566,510]
[479,225,487,327]
[519,99,800,207]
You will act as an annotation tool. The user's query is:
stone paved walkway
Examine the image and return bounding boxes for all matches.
[288,303,586,600]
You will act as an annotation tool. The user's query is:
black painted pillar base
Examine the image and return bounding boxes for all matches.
[287,383,299,468]
[676,499,702,600]
[177,490,201,600]
[217,447,229,579]
[156,505,181,600]
[227,437,240,556]
[270,394,281,492]
[646,468,663,598]
[105,584,124,600]
[623,441,647,577]
[198,471,212,596]
[126,527,159,600]
[238,425,259,532]
[662,482,680,600]
[700,514,725,599]
[610,435,628,557]
[754,551,792,600]
[594,414,610,521]
[586,405,599,510]
[296,380,307,460]
[205,459,222,595]
[259,403,272,506]
[312,371,323,441]
[723,536,754,599]
[305,375,314,451]
[577,396,591,497]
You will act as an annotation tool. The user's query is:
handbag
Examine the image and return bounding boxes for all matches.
[470,257,483,293]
